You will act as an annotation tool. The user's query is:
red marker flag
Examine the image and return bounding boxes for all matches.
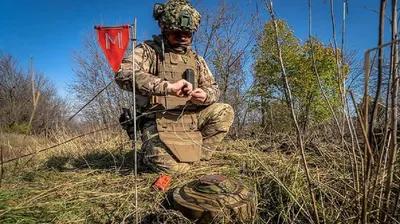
[95,25,130,72]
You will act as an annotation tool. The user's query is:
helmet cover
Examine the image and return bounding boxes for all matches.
[153,0,201,32]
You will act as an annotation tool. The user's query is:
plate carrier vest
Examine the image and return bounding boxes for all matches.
[145,39,203,162]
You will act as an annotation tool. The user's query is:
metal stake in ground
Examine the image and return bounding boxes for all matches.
[94,23,137,223]
[130,19,139,224]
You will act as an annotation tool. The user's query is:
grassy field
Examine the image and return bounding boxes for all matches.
[0,130,375,223]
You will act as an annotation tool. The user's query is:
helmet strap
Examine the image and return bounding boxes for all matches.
[161,38,165,61]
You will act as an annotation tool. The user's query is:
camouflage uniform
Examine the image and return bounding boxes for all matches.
[115,0,234,174]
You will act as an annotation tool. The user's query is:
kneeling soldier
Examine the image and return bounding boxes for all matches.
[115,0,234,173]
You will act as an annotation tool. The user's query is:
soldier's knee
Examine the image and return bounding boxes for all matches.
[203,103,234,132]
[217,103,234,123]
[225,103,234,117]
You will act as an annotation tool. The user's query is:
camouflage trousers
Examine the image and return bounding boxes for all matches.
[140,103,234,174]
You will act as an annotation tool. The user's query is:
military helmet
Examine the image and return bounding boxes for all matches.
[153,0,201,32]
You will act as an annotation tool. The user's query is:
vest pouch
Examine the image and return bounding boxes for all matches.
[156,112,202,162]
[152,95,197,110]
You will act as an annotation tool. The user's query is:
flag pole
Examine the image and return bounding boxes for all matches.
[130,18,139,224]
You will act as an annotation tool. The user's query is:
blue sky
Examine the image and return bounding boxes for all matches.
[0,0,387,97]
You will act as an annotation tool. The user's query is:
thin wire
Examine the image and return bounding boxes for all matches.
[1,107,193,166]
[1,126,110,164]
[68,81,113,122]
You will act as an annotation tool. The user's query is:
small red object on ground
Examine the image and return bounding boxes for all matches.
[153,175,171,192]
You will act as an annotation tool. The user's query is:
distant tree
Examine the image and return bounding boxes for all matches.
[251,20,346,132]
[0,52,67,134]
[250,20,301,130]
[193,0,261,136]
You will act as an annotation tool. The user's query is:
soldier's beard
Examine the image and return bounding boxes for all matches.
[155,34,190,53]
[169,43,188,53]
[167,35,191,53]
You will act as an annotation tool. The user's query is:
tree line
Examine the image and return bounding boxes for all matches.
[0,52,67,135]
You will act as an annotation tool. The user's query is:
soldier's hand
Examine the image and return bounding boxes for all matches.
[190,88,207,104]
[167,79,193,97]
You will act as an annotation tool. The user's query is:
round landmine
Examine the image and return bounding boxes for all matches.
[173,174,255,223]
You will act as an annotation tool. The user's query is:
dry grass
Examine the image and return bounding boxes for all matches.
[0,129,385,223]
[0,133,51,160]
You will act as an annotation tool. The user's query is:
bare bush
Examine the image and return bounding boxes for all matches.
[193,0,261,136]
[0,52,67,135]
[69,30,131,126]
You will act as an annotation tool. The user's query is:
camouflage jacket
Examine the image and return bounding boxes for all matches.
[115,35,220,107]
